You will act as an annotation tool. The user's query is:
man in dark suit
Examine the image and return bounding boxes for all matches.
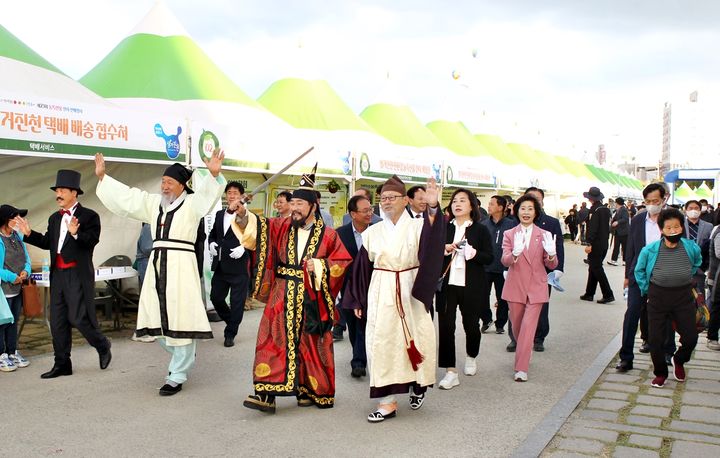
[580,187,615,303]
[18,170,111,378]
[406,185,427,218]
[337,195,373,377]
[616,183,675,372]
[341,188,382,226]
[608,197,629,266]
[208,181,251,348]
[513,187,564,352]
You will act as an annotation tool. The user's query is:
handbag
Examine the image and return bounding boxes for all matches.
[436,235,466,292]
[691,289,710,332]
[21,279,43,318]
[0,292,13,325]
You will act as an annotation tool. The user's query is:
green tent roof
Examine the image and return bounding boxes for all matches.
[475,134,521,165]
[535,150,570,175]
[0,24,64,74]
[359,103,441,147]
[585,164,609,183]
[258,78,376,132]
[554,155,587,178]
[80,33,259,105]
[507,143,546,171]
[425,121,492,157]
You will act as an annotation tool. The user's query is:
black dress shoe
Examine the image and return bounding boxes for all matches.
[579,294,594,301]
[638,341,650,353]
[506,341,517,352]
[351,367,367,378]
[597,297,615,304]
[99,343,112,370]
[207,310,223,322]
[615,360,633,372]
[159,383,183,396]
[533,342,545,352]
[495,326,505,334]
[41,363,73,379]
[224,337,235,348]
[481,323,491,333]
[332,325,344,341]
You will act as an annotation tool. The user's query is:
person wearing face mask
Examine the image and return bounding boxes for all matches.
[616,183,676,372]
[698,199,714,224]
[436,189,493,390]
[683,200,713,294]
[501,195,558,382]
[94,152,226,396]
[634,209,701,388]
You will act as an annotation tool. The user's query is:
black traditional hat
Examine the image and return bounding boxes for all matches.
[50,170,83,195]
[381,174,406,196]
[292,163,317,204]
[163,163,194,194]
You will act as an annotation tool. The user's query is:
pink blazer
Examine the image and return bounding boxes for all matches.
[500,225,559,304]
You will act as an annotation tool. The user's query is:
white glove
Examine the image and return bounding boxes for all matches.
[229,246,245,259]
[503,271,508,280]
[209,242,218,257]
[463,244,477,260]
[552,270,563,280]
[512,231,525,256]
[542,232,556,257]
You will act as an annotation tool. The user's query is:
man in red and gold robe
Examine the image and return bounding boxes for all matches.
[242,169,351,413]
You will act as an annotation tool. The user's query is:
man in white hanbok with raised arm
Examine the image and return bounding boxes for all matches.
[94,150,226,396]
[347,175,445,423]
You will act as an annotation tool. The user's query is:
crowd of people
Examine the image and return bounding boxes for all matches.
[2,158,720,422]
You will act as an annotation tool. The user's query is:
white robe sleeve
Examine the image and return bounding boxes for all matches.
[96,174,160,223]
[189,169,226,218]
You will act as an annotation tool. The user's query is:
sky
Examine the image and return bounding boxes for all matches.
[4,0,720,167]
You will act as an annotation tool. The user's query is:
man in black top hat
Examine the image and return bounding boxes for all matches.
[16,170,112,378]
[580,186,615,304]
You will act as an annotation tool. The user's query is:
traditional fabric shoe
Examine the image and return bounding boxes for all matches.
[638,341,650,353]
[297,395,313,407]
[514,371,528,382]
[131,333,156,343]
[367,409,396,423]
[409,390,425,410]
[707,340,720,351]
[464,356,477,376]
[159,383,183,396]
[243,394,276,413]
[438,371,460,390]
[9,351,29,368]
[672,356,686,382]
[651,376,666,388]
[0,353,17,372]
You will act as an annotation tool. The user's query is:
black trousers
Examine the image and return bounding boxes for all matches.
[611,234,627,262]
[584,247,614,298]
[708,281,720,341]
[210,266,249,339]
[509,286,550,345]
[438,285,481,368]
[486,272,509,329]
[647,283,698,377]
[50,268,109,365]
[340,308,366,369]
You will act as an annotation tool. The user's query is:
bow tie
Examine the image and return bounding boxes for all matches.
[60,209,71,216]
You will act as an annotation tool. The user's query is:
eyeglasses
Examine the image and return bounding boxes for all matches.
[380,194,404,202]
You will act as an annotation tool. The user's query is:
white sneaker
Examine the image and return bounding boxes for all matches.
[438,371,460,390]
[131,332,156,343]
[708,340,720,351]
[9,351,29,368]
[514,371,528,382]
[464,356,477,376]
[0,353,17,372]
[607,260,619,266]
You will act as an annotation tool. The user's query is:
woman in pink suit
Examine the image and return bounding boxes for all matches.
[501,195,558,381]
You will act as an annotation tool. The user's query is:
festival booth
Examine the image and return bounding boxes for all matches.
[474,134,534,192]
[257,78,393,226]
[0,24,181,269]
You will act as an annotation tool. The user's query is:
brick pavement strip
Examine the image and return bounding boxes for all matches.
[678,405,720,423]
[669,419,720,436]
[587,398,629,411]
[573,419,720,446]
[682,391,720,408]
[565,425,619,443]
[627,434,663,449]
[670,440,720,456]
[613,445,659,457]
[604,373,643,383]
[597,382,640,393]
[684,379,720,394]
[684,368,720,380]
[630,405,672,418]
[556,437,606,455]
[635,395,674,407]
[594,390,631,401]
[579,409,619,422]
[626,415,663,428]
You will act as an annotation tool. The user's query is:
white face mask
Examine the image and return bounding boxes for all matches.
[646,204,662,215]
[686,210,701,219]
[701,205,708,212]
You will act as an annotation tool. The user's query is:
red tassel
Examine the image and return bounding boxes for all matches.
[406,340,424,371]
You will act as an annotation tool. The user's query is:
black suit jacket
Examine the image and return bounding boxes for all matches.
[25,204,100,324]
[439,221,493,304]
[208,209,249,275]
[611,206,630,237]
[536,213,565,272]
[587,203,611,250]
[337,222,361,308]
[625,210,651,287]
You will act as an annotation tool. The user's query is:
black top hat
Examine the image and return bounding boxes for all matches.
[163,163,194,194]
[51,169,83,195]
[0,204,28,226]
[583,186,604,202]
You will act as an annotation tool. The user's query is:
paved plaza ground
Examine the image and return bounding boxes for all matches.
[5,243,719,457]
